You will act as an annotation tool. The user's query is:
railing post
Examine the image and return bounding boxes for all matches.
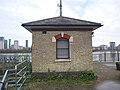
[15,66,17,90]
[27,56,30,75]
[117,50,119,61]
[104,52,106,62]
[1,70,9,90]
[6,72,8,90]
[21,66,24,90]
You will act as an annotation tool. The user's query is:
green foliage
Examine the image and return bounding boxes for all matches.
[47,68,50,73]
[79,71,97,82]
[116,62,120,64]
[29,71,97,83]
[1,63,5,74]
[47,74,64,81]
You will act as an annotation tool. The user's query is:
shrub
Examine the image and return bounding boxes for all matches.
[29,71,97,83]
[116,62,120,64]
[79,71,97,82]
[47,74,64,81]
[116,62,120,70]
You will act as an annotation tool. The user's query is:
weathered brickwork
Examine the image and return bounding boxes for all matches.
[32,30,93,73]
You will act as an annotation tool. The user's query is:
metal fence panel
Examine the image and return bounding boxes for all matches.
[93,52,120,62]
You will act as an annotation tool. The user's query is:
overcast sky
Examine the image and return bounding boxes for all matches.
[0,0,120,47]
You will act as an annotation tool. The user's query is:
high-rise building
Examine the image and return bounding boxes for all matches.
[4,40,8,49]
[19,46,24,49]
[117,44,120,50]
[0,37,4,49]
[99,45,108,50]
[110,42,116,50]
[25,40,28,48]
[10,45,14,49]
[14,40,19,49]
[9,39,11,49]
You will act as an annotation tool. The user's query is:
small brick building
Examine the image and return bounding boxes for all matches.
[22,16,102,73]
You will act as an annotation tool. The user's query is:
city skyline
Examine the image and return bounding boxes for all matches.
[1,35,120,49]
[0,36,30,49]
[0,0,120,46]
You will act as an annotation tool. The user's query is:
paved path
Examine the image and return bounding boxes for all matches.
[95,80,120,90]
[93,62,120,81]
[93,62,120,90]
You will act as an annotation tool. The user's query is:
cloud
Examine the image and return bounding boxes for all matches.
[61,0,120,46]
[0,0,120,47]
[80,0,120,46]
[0,0,59,47]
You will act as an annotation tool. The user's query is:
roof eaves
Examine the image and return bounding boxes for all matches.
[22,24,103,27]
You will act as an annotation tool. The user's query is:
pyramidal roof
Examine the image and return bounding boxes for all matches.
[22,16,103,32]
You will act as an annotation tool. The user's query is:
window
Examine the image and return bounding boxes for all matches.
[42,31,47,34]
[56,38,69,59]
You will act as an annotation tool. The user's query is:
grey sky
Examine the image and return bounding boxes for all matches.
[0,0,120,47]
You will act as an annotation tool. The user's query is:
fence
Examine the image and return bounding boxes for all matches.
[0,53,31,75]
[93,51,120,62]
[0,53,31,90]
[0,60,31,90]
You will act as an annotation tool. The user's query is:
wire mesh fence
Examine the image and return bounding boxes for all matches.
[0,53,31,75]
[93,51,120,62]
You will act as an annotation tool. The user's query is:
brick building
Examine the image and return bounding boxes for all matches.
[22,16,102,73]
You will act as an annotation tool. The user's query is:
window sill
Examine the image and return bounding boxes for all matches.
[55,59,71,62]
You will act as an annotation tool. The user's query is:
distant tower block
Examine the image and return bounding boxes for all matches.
[0,37,4,49]
[110,42,116,50]
[26,40,28,48]
[9,39,11,49]
[4,40,8,49]
[14,40,19,49]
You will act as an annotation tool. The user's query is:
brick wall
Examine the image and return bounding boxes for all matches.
[32,30,93,73]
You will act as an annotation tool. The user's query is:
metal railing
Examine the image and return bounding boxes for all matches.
[0,54,31,75]
[93,51,120,62]
[0,60,31,90]
[0,70,8,90]
[15,60,27,90]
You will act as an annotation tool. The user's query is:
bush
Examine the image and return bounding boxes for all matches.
[116,62,120,64]
[47,74,64,81]
[116,62,120,70]
[79,71,97,82]
[29,71,97,83]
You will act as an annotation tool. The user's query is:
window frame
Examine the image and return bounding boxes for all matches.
[56,38,70,59]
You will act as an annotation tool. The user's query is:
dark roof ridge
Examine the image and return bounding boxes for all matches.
[22,16,103,32]
[59,16,102,25]
[22,16,102,26]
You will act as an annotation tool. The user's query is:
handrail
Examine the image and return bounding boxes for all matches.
[1,70,8,83]
[0,70,9,90]
[17,66,26,75]
[15,60,26,69]
[15,60,27,90]
[0,59,31,90]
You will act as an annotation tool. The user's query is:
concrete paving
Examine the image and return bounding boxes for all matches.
[95,80,120,90]
[93,62,120,90]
